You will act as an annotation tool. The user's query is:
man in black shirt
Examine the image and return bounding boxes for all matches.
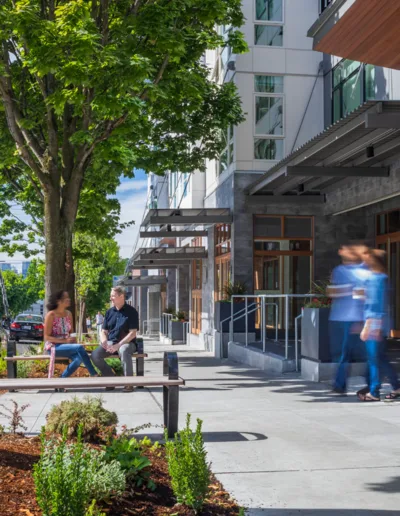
[91,286,139,392]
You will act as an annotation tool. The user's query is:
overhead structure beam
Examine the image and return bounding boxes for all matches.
[122,276,167,287]
[249,195,326,204]
[365,113,400,129]
[132,264,178,270]
[287,166,389,177]
[140,230,208,238]
[148,215,231,225]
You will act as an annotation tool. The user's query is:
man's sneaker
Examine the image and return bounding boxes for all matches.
[105,386,115,391]
[123,385,135,393]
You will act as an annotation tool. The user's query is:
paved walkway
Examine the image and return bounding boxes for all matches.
[1,339,400,515]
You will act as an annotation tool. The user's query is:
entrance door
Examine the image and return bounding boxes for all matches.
[376,209,400,337]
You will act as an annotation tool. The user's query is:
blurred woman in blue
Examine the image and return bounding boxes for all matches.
[358,248,400,402]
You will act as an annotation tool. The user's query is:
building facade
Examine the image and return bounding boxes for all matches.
[130,0,400,358]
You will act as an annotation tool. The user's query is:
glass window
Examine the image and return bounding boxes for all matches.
[388,210,400,234]
[255,0,283,22]
[342,72,362,118]
[255,75,284,93]
[255,96,283,135]
[365,64,376,100]
[377,214,387,235]
[254,138,284,160]
[255,25,283,46]
[254,217,282,238]
[284,217,312,238]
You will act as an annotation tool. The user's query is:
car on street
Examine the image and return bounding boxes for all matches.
[10,313,44,342]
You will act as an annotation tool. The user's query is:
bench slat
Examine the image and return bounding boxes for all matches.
[4,353,148,362]
[0,375,184,389]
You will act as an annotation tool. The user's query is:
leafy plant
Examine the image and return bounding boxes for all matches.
[174,310,188,322]
[222,281,248,302]
[165,414,211,512]
[0,345,6,376]
[164,307,176,315]
[0,423,5,436]
[34,426,125,516]
[104,357,123,376]
[304,281,332,309]
[104,436,155,490]
[17,358,35,378]
[46,396,118,443]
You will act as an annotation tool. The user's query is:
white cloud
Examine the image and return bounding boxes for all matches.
[115,179,148,194]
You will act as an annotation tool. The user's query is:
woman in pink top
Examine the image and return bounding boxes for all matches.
[44,290,98,379]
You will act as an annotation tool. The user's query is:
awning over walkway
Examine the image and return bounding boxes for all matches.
[308,0,400,70]
[121,276,167,287]
[141,208,231,230]
[248,101,400,198]
[132,246,207,262]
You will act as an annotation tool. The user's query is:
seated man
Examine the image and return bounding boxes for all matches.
[91,286,139,392]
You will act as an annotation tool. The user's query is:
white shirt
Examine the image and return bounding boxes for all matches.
[96,314,104,325]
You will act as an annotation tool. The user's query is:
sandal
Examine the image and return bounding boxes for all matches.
[385,392,400,401]
[358,392,380,402]
[356,387,369,400]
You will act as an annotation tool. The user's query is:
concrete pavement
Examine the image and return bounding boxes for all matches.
[1,339,400,515]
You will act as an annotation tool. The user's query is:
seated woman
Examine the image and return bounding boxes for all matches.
[44,290,98,380]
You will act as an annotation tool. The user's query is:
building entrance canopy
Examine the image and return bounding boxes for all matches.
[132,246,207,263]
[140,208,232,238]
[120,276,167,287]
[248,101,400,199]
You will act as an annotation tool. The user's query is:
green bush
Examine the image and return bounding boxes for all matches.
[104,357,123,376]
[0,346,6,376]
[103,436,155,490]
[165,414,211,512]
[46,396,118,443]
[34,426,125,516]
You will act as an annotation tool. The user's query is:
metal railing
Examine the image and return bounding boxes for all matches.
[228,294,321,360]
[161,313,173,336]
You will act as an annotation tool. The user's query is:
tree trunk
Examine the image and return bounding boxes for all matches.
[43,186,76,320]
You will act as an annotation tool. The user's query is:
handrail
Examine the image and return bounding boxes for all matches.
[231,294,322,359]
[294,313,303,372]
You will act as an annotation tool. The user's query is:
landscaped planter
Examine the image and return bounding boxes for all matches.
[301,307,331,362]
[169,320,187,343]
[215,301,256,333]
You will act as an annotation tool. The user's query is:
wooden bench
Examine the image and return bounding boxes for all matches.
[0,352,184,437]
[5,338,147,380]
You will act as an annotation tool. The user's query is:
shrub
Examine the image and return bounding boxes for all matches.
[0,400,30,433]
[104,357,123,376]
[0,346,6,376]
[46,396,118,443]
[104,436,155,490]
[34,426,126,516]
[165,414,211,512]
[222,281,248,302]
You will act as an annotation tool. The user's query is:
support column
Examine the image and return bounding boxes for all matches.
[147,285,161,335]
[176,264,190,313]
[166,269,177,310]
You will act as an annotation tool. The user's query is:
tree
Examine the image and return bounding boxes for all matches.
[0,0,246,307]
[74,233,126,335]
[0,260,44,317]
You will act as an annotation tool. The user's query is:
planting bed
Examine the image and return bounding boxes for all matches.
[0,434,242,515]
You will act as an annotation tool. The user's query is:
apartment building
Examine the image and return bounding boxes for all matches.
[130,0,400,362]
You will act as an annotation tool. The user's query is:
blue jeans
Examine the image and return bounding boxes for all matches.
[366,339,399,398]
[331,321,361,391]
[51,344,97,378]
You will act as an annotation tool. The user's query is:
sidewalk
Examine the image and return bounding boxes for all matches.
[1,339,400,515]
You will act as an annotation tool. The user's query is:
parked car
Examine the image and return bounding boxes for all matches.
[10,313,44,342]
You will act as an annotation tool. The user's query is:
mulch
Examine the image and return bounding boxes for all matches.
[0,435,242,516]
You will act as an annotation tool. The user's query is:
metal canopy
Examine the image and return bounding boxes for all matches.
[132,246,207,262]
[131,264,178,270]
[141,208,232,229]
[248,101,400,197]
[140,229,208,239]
[121,276,167,287]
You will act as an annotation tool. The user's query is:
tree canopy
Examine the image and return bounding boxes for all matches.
[0,0,246,305]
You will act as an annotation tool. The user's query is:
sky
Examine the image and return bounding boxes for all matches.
[0,169,149,267]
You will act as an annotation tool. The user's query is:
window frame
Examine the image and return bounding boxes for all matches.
[254,0,284,48]
[331,60,366,123]
[218,126,235,176]
[253,75,285,160]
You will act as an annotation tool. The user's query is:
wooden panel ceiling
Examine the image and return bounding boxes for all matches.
[315,0,400,69]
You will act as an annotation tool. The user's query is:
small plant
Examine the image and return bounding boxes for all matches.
[174,310,188,322]
[222,281,248,302]
[104,436,155,490]
[104,357,123,376]
[0,345,6,376]
[0,400,30,433]
[304,280,332,309]
[46,395,118,443]
[165,414,211,513]
[34,426,126,516]
[17,358,35,378]
[0,423,5,436]
[164,307,176,315]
